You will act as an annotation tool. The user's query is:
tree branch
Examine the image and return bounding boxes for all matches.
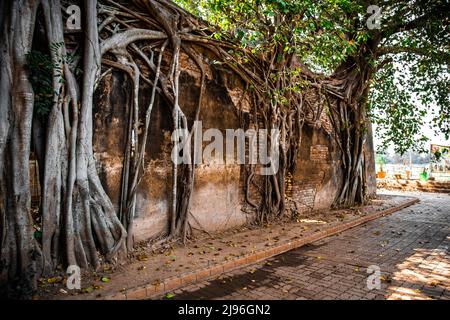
[378,46,450,64]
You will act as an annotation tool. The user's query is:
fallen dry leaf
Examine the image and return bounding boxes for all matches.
[137,255,148,262]
[81,286,94,294]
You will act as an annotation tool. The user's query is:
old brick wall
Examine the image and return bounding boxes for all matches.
[290,108,342,214]
[93,51,251,242]
[92,51,374,243]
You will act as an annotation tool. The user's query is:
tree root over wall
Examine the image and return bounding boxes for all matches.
[0,0,370,298]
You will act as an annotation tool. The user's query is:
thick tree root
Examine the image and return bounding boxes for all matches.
[0,0,372,297]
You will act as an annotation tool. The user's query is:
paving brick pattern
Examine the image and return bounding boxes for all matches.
[165,192,450,300]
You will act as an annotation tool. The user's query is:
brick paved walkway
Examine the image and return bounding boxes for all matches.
[166,192,450,300]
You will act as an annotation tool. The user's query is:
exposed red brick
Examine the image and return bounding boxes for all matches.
[181,273,196,285]
[195,269,211,281]
[209,265,224,276]
[222,261,236,271]
[233,256,248,267]
[163,278,182,292]
[146,282,163,295]
[126,287,147,300]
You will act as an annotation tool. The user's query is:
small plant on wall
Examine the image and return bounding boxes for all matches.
[376,154,387,179]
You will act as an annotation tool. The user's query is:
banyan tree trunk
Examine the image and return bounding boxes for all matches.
[0,0,378,299]
[1,0,127,297]
[325,50,378,208]
[39,0,127,272]
[0,0,40,298]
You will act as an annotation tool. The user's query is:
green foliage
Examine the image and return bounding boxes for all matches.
[375,153,386,165]
[175,0,360,73]
[175,0,450,154]
[26,42,82,116]
[165,292,174,299]
[375,153,386,172]
[431,146,449,162]
[26,50,54,115]
[368,61,430,154]
[368,49,449,155]
[367,0,450,153]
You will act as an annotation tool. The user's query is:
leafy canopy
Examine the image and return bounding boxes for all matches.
[175,0,450,154]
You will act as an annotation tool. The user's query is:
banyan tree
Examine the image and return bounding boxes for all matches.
[0,0,386,298]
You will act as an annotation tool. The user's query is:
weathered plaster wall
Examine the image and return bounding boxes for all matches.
[93,52,250,242]
[93,52,375,243]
